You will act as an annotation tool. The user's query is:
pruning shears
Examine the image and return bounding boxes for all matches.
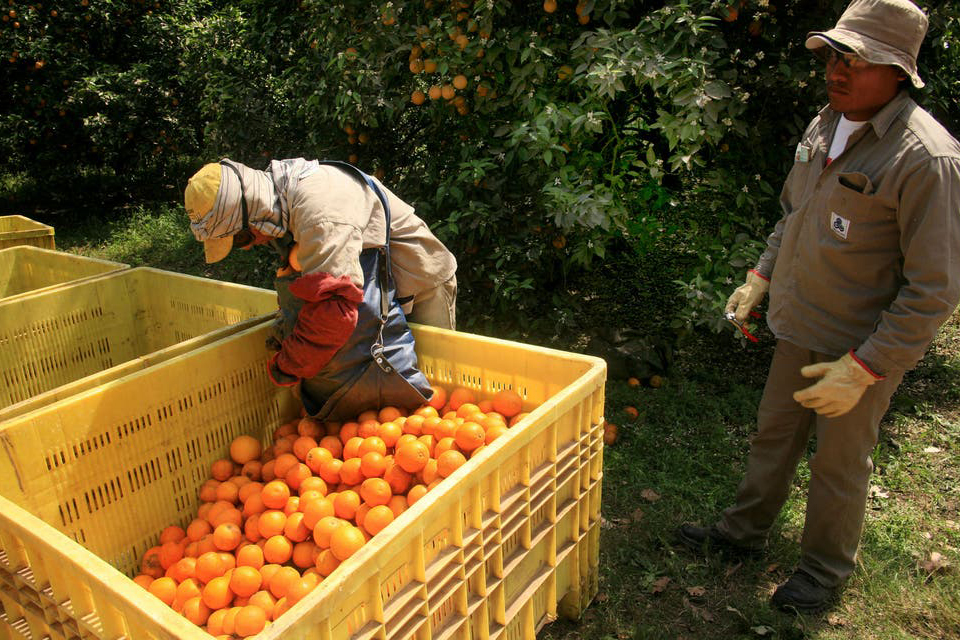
[724,310,762,343]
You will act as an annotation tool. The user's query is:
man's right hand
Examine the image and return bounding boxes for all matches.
[725,270,770,324]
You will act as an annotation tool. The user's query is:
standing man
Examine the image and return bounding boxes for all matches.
[184,158,457,419]
[678,0,960,614]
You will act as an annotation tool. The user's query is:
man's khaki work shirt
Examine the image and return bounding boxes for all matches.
[288,165,457,300]
[755,91,960,375]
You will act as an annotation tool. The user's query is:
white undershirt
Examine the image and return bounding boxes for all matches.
[827,116,868,164]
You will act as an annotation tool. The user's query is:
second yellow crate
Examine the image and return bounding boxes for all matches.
[0,246,128,303]
[0,266,278,420]
[0,215,55,250]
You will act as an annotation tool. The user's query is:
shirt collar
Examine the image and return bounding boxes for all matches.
[817,90,913,141]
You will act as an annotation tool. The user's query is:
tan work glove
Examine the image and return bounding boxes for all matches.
[725,270,769,324]
[793,352,882,418]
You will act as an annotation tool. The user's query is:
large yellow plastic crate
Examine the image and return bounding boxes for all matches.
[0,246,129,303]
[0,322,606,640]
[0,215,55,250]
[0,266,278,421]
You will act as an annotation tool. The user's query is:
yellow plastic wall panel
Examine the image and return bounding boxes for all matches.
[0,217,55,251]
[0,247,127,303]
[0,322,605,639]
[0,267,276,415]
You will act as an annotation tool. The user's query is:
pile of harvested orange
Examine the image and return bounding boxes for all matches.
[134,385,528,638]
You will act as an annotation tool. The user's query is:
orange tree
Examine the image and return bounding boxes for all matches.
[181,0,799,343]
[3,0,958,354]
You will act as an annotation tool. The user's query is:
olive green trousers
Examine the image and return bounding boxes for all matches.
[717,340,904,587]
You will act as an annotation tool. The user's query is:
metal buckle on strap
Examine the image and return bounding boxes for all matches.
[370,341,393,373]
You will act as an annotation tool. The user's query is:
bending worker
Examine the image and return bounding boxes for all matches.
[183,158,457,420]
[678,0,960,614]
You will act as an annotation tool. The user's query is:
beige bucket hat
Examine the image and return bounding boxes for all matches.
[805,0,928,88]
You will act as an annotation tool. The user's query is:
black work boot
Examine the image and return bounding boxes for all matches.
[770,569,837,614]
[675,523,761,558]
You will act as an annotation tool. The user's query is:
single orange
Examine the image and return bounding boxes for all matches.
[243,514,262,543]
[318,435,344,459]
[261,480,291,510]
[330,525,366,561]
[360,478,392,507]
[394,441,430,473]
[271,451,298,478]
[158,540,184,570]
[378,406,404,423]
[258,510,287,539]
[247,590,277,616]
[333,490,361,520]
[229,565,263,598]
[318,457,343,485]
[436,450,467,478]
[454,421,485,452]
[387,495,408,518]
[181,596,211,626]
[339,457,364,486]
[283,512,311,542]
[213,523,242,551]
[301,496,335,529]
[357,419,380,438]
[447,387,477,411]
[234,604,267,637]
[169,556,197,583]
[148,575,177,606]
[206,608,228,636]
[358,436,387,457]
[187,518,213,542]
[342,436,364,460]
[236,544,265,569]
[485,423,509,444]
[298,475,328,497]
[201,575,233,609]
[383,464,413,495]
[284,462,313,492]
[291,540,318,569]
[313,515,346,549]
[263,535,293,565]
[419,458,439,485]
[194,551,225,584]
[376,421,403,448]
[210,458,235,482]
[159,524,186,545]
[338,421,360,445]
[315,549,341,576]
[230,435,262,465]
[363,505,395,536]
[360,451,388,478]
[406,484,428,506]
[292,435,319,462]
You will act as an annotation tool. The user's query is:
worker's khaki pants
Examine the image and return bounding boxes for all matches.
[404,275,457,330]
[716,340,904,588]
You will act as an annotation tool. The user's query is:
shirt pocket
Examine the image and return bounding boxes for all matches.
[823,173,898,255]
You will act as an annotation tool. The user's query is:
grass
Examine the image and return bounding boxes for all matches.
[541,313,960,640]
[33,204,960,639]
